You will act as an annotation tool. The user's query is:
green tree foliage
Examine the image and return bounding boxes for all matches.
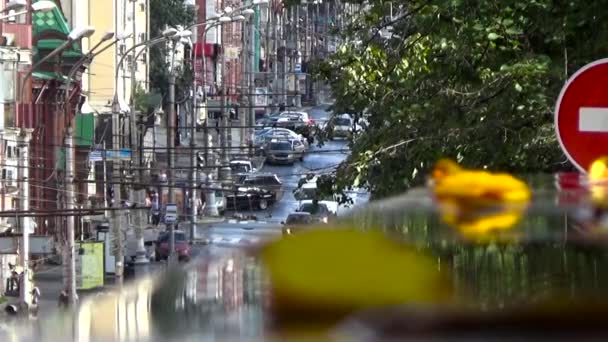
[319,0,608,199]
[149,0,195,100]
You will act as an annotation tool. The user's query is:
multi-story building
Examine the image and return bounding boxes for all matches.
[193,0,245,119]
[59,0,150,235]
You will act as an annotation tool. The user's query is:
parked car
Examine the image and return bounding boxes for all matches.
[230,159,256,173]
[255,128,309,150]
[266,138,306,164]
[281,212,315,235]
[225,187,276,210]
[201,189,226,215]
[155,230,191,262]
[255,113,282,129]
[235,173,284,201]
[275,111,316,143]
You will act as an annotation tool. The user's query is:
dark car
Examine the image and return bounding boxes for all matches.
[225,187,276,210]
[155,230,191,262]
[281,212,315,235]
[235,173,284,201]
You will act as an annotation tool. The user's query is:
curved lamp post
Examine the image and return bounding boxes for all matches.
[19,26,95,124]
[108,27,189,264]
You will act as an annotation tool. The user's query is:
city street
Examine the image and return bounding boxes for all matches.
[191,105,369,252]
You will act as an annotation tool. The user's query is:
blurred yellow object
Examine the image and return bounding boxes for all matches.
[261,229,451,320]
[588,157,608,207]
[431,159,531,206]
[438,198,526,240]
[430,159,530,238]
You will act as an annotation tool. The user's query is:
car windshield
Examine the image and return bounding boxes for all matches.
[174,232,186,242]
[335,118,351,126]
[231,163,250,173]
[269,142,292,151]
[286,214,313,224]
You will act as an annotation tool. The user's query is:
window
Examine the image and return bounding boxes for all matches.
[139,33,146,44]
[140,3,145,12]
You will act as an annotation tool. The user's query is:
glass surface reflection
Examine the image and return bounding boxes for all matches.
[5,187,608,339]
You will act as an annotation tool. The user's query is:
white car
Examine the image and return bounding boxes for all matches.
[328,114,363,139]
[230,160,256,173]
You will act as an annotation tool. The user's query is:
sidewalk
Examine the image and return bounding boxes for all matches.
[33,262,165,301]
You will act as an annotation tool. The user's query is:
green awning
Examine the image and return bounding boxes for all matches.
[75,113,94,146]
[32,71,71,81]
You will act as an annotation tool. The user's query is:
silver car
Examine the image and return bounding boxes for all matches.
[265,138,306,165]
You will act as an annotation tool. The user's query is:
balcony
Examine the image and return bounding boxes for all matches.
[1,23,32,49]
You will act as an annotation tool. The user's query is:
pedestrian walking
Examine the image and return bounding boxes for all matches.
[151,193,160,226]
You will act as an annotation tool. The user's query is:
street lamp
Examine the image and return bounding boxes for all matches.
[15,24,95,309]
[0,0,55,20]
[60,30,127,303]
[19,26,95,124]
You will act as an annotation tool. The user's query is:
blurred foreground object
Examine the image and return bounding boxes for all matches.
[261,229,451,326]
[429,159,531,239]
[589,156,608,207]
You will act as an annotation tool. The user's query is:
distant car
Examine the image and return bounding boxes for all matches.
[293,181,318,201]
[297,200,338,223]
[235,173,284,201]
[281,212,315,235]
[275,111,316,143]
[230,159,256,173]
[255,113,282,128]
[326,114,361,140]
[255,128,309,150]
[155,230,191,262]
[225,187,276,210]
[266,138,306,164]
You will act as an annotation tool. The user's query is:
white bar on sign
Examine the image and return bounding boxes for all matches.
[579,107,608,132]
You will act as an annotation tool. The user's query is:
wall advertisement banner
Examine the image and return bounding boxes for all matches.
[76,241,105,290]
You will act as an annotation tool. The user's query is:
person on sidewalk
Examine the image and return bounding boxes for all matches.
[151,193,160,226]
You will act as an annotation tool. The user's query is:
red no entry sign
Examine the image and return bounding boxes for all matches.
[555,58,608,172]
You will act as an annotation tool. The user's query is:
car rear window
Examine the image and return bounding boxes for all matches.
[269,142,292,151]
[286,214,313,224]
[335,118,351,126]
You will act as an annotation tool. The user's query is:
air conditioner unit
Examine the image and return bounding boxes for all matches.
[1,34,15,47]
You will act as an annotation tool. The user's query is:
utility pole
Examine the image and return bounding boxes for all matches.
[111,100,124,282]
[189,16,199,243]
[17,129,33,309]
[294,5,301,107]
[129,38,148,266]
[201,23,219,217]
[129,0,147,265]
[248,8,256,156]
[272,10,279,109]
[218,24,231,182]
[304,2,309,103]
[240,17,250,150]
[281,11,288,105]
[167,44,177,264]
[63,127,78,303]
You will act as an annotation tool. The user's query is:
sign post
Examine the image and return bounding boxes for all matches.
[555,58,608,172]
